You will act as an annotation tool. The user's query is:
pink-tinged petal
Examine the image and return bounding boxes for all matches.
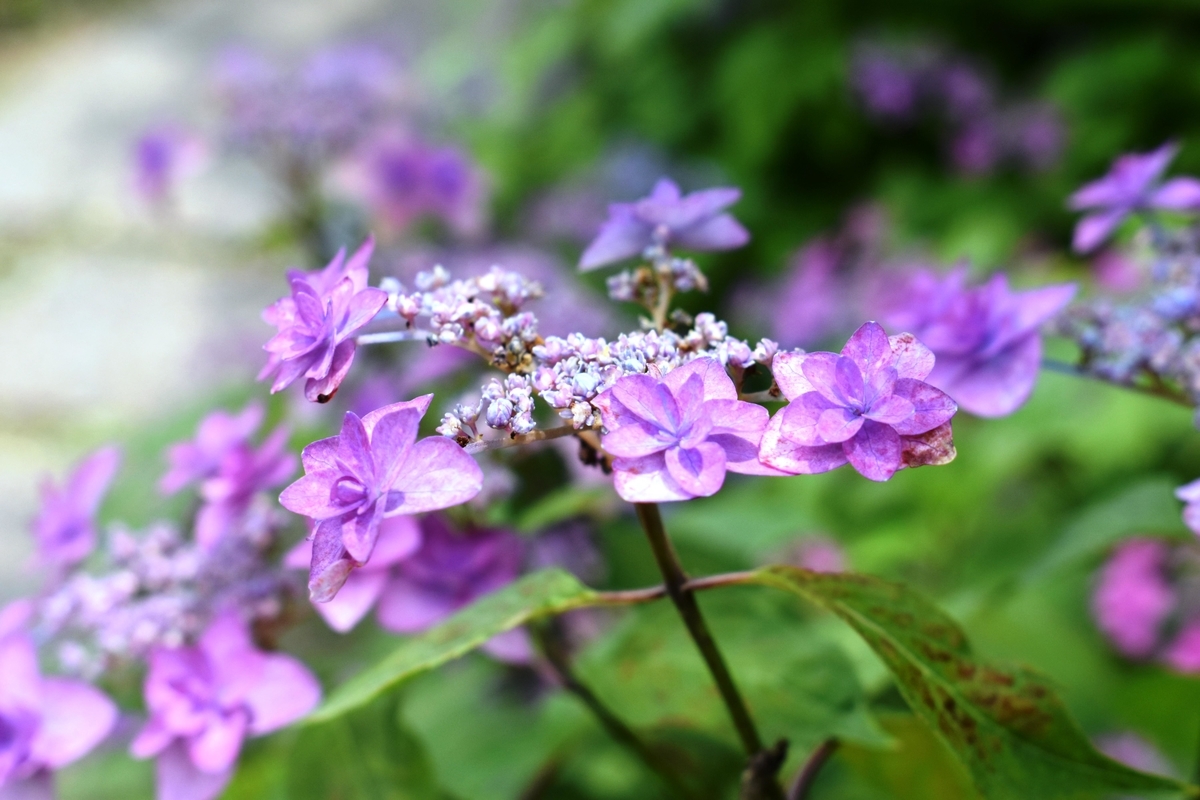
[602,421,674,459]
[371,516,423,566]
[611,375,681,430]
[932,334,1042,418]
[31,679,117,769]
[1072,209,1127,254]
[863,394,915,427]
[384,438,483,515]
[157,741,233,800]
[278,470,343,520]
[194,501,237,552]
[662,357,737,401]
[888,333,935,381]
[343,237,375,291]
[1068,175,1123,210]
[130,715,175,760]
[283,538,312,569]
[799,352,844,405]
[370,408,423,489]
[242,654,320,735]
[305,340,357,403]
[841,322,893,377]
[779,393,838,447]
[198,613,256,678]
[0,771,54,800]
[187,710,248,774]
[1151,177,1200,210]
[299,435,339,474]
[769,351,816,400]
[664,442,727,498]
[376,577,459,633]
[639,182,733,228]
[844,420,903,482]
[341,498,384,565]
[899,422,957,469]
[890,379,957,435]
[360,395,434,438]
[1008,283,1076,336]
[816,408,865,443]
[579,207,649,271]
[1163,622,1200,673]
[758,412,848,475]
[673,213,750,251]
[268,351,313,394]
[67,446,122,516]
[1176,479,1200,505]
[0,600,32,639]
[339,287,388,337]
[312,569,390,632]
[0,636,41,711]
[309,519,359,603]
[707,399,769,436]
[611,453,692,503]
[335,412,375,483]
[480,628,534,665]
[1184,503,1200,536]
[834,356,866,404]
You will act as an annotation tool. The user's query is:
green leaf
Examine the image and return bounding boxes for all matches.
[1027,478,1190,581]
[311,569,602,723]
[287,693,443,800]
[748,565,1193,800]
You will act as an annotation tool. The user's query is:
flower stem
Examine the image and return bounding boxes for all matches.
[1041,359,1192,408]
[633,503,785,800]
[462,426,579,454]
[787,739,838,800]
[533,623,700,799]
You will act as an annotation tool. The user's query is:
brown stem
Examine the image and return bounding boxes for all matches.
[463,426,579,454]
[787,738,839,800]
[633,504,784,800]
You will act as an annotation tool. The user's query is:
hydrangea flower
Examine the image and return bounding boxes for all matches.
[0,602,117,799]
[579,178,749,271]
[160,404,264,494]
[279,396,483,602]
[1176,478,1200,535]
[130,612,320,800]
[593,357,779,503]
[260,238,387,402]
[759,322,958,482]
[33,446,122,570]
[1091,538,1175,658]
[1164,622,1200,672]
[880,268,1076,417]
[192,425,295,550]
[1069,142,1200,253]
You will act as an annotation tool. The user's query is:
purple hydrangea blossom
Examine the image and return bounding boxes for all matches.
[33,447,122,570]
[0,604,117,799]
[593,357,779,503]
[278,396,483,603]
[1164,621,1200,673]
[160,404,264,495]
[579,178,749,271]
[1176,479,1200,535]
[192,425,295,551]
[1091,538,1175,658]
[260,238,387,403]
[759,322,958,482]
[130,611,320,800]
[789,537,847,574]
[1069,142,1200,253]
[879,268,1076,417]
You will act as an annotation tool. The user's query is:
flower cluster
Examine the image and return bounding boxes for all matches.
[850,40,1064,174]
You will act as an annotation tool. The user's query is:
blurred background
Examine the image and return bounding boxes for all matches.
[7,0,1200,797]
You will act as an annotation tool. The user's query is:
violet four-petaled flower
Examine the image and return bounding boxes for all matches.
[579,178,749,271]
[33,446,122,570]
[279,396,483,602]
[130,612,320,800]
[759,322,958,482]
[260,238,387,403]
[594,357,779,503]
[1069,142,1200,253]
[880,268,1076,417]
[0,602,117,800]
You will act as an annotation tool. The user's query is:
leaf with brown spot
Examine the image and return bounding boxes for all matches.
[747,565,1194,800]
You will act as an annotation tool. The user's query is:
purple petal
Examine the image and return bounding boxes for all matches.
[0,600,32,639]
[130,716,174,760]
[757,412,848,475]
[480,628,535,664]
[662,357,737,402]
[309,519,359,603]
[371,515,423,566]
[702,401,788,475]
[157,741,233,800]
[384,437,483,515]
[816,407,865,443]
[342,236,375,290]
[841,322,893,377]
[638,183,735,229]
[770,351,816,400]
[299,435,339,474]
[863,395,915,427]
[887,333,935,381]
[673,213,750,251]
[278,470,343,520]
[335,412,375,484]
[338,286,388,338]
[899,422,957,469]
[602,421,675,459]
[360,394,434,438]
[664,442,727,498]
[843,420,903,482]
[611,375,681,430]
[1176,479,1200,505]
[376,577,459,633]
[890,379,958,435]
[579,206,649,271]
[1068,175,1123,210]
[1150,176,1200,210]
[312,570,390,632]
[799,352,845,405]
[1008,283,1076,336]
[241,653,320,735]
[931,334,1042,418]
[341,498,384,565]
[66,446,122,517]
[779,393,837,446]
[370,408,423,490]
[611,453,692,503]
[0,772,54,800]
[187,710,248,773]
[305,339,357,403]
[1072,209,1126,254]
[834,356,866,404]
[0,635,41,711]
[32,679,117,769]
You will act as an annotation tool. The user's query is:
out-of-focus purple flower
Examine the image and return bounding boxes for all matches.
[579,178,749,271]
[1091,538,1175,658]
[193,425,295,551]
[160,404,264,495]
[1096,732,1174,777]
[260,238,387,403]
[131,125,206,207]
[760,322,958,482]
[130,611,319,800]
[375,515,528,662]
[33,447,122,570]
[279,396,483,603]
[284,515,421,633]
[772,239,842,347]
[878,268,1076,417]
[0,610,117,798]
[1069,142,1200,253]
[850,49,918,120]
[1163,621,1200,672]
[1176,479,1200,536]
[594,357,778,503]
[1092,249,1145,294]
[951,122,999,175]
[1012,104,1065,172]
[789,536,847,574]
